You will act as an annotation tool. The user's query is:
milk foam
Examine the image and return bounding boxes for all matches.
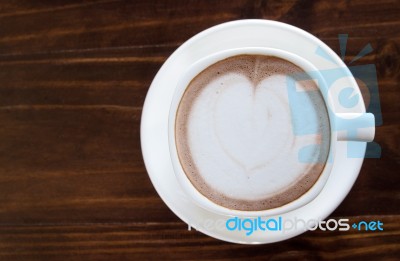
[175,55,330,211]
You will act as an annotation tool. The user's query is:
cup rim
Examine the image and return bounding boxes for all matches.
[168,47,337,217]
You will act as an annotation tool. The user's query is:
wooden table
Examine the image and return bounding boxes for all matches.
[0,1,399,260]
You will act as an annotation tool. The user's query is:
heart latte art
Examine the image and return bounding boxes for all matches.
[175,55,330,211]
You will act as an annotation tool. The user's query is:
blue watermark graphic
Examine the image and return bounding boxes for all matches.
[286,34,382,160]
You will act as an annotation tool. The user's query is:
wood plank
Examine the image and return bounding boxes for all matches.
[0,0,399,55]
[0,216,398,260]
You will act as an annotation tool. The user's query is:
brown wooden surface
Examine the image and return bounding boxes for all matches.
[0,0,399,260]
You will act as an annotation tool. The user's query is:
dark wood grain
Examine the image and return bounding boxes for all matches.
[0,0,399,260]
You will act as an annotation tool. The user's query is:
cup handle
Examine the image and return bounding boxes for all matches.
[335,113,375,142]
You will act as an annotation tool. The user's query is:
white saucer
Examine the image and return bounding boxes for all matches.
[140,20,366,244]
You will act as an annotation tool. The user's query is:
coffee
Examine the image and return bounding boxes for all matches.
[175,55,330,211]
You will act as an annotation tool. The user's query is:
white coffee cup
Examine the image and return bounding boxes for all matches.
[168,47,374,217]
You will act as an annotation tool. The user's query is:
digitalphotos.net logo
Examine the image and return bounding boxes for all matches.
[188,217,384,236]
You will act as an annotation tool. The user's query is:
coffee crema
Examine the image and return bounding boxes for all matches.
[175,55,330,211]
